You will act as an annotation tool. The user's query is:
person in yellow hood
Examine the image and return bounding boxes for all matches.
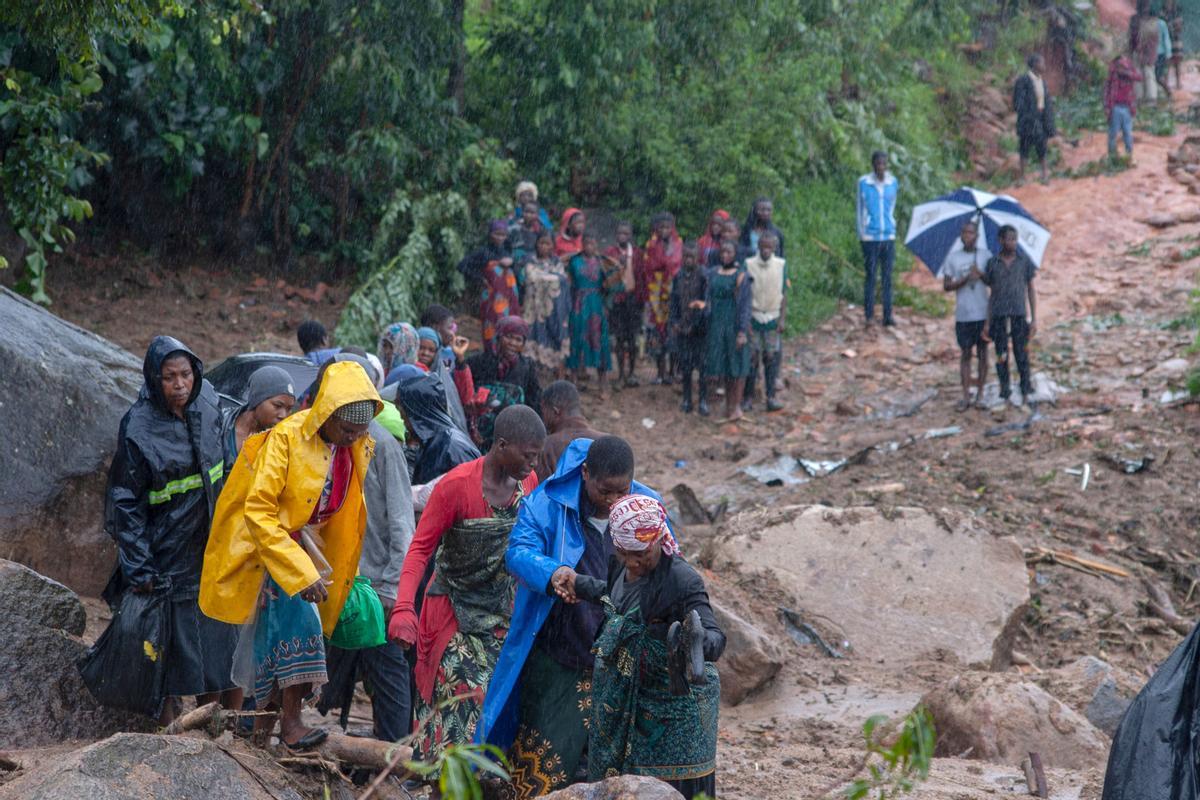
[201,360,381,750]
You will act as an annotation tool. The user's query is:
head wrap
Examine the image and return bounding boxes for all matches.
[495,315,529,379]
[496,315,529,340]
[489,218,510,235]
[332,399,377,425]
[515,180,538,201]
[378,322,419,373]
[245,365,296,410]
[608,494,679,557]
[416,327,442,347]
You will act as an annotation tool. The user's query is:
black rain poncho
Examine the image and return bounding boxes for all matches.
[396,372,480,486]
[94,335,238,702]
[1102,623,1200,800]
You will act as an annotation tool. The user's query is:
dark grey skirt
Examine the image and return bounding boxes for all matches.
[163,597,240,697]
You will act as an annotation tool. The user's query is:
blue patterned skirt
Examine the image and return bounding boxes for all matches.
[252,576,327,707]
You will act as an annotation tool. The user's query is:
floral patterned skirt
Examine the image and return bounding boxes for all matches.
[411,627,507,762]
[506,647,593,799]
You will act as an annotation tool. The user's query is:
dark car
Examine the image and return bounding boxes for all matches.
[206,352,318,403]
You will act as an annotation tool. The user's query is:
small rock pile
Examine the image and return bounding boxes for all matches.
[1166,135,1200,194]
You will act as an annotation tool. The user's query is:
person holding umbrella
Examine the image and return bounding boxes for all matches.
[984,225,1038,407]
[941,220,993,411]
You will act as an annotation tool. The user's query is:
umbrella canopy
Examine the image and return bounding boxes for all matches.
[904,187,1051,275]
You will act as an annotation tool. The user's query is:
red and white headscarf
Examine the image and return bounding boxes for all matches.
[608,494,678,556]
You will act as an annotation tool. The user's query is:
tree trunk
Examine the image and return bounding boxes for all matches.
[447,0,467,115]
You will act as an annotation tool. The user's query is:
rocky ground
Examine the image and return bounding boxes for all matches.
[5,43,1200,800]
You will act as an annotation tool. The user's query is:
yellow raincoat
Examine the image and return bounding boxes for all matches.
[200,361,382,635]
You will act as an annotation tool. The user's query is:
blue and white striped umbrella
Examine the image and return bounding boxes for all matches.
[903,187,1051,275]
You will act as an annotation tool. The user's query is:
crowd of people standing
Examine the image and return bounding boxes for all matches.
[88,269,727,797]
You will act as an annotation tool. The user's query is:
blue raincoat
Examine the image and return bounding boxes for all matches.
[475,438,667,751]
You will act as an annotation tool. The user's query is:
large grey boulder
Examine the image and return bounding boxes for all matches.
[0,733,306,800]
[0,287,140,595]
[544,775,684,799]
[715,506,1029,669]
[0,561,149,748]
[0,558,87,635]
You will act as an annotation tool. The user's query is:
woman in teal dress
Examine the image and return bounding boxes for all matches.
[567,233,615,399]
[704,240,752,421]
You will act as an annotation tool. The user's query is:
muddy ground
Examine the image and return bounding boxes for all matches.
[29,47,1200,800]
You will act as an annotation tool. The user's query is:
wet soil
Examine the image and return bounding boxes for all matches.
[31,55,1200,800]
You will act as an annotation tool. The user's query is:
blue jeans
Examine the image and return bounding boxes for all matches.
[862,240,895,323]
[1108,105,1133,157]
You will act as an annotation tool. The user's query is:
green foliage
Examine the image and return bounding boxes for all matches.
[405,742,510,800]
[0,47,107,302]
[844,706,936,799]
[467,0,1032,333]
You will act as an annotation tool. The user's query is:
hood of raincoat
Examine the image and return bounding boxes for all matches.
[396,372,456,445]
[104,336,224,600]
[200,360,382,635]
[142,335,204,412]
[395,372,480,485]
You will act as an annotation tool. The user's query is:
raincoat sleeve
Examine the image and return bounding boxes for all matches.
[106,432,158,587]
[243,428,321,597]
[505,495,560,596]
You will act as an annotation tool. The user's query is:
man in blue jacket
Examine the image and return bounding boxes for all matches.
[857,151,900,328]
[476,435,667,797]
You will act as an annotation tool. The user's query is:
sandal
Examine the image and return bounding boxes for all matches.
[282,728,328,752]
[955,399,970,412]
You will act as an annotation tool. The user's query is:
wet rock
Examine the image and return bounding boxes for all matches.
[0,558,87,635]
[1036,656,1143,736]
[0,288,141,595]
[920,672,1109,770]
[715,506,1029,669]
[0,732,304,799]
[709,598,784,705]
[0,564,149,748]
[544,775,684,799]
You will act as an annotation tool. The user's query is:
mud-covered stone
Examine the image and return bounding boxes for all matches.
[715,506,1029,669]
[710,598,784,705]
[921,672,1109,770]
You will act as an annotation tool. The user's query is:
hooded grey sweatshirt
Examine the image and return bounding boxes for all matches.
[360,420,415,608]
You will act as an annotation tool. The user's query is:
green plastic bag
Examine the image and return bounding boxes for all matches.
[329,576,386,650]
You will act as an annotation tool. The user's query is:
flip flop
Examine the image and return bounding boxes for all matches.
[283,728,328,752]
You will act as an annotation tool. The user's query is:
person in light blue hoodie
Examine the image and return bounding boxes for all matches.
[856,151,900,327]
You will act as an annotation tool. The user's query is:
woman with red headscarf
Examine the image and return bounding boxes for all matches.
[696,209,730,267]
[554,208,586,258]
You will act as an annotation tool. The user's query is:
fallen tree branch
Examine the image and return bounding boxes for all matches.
[164,701,225,735]
[1025,547,1130,579]
[1143,576,1193,635]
